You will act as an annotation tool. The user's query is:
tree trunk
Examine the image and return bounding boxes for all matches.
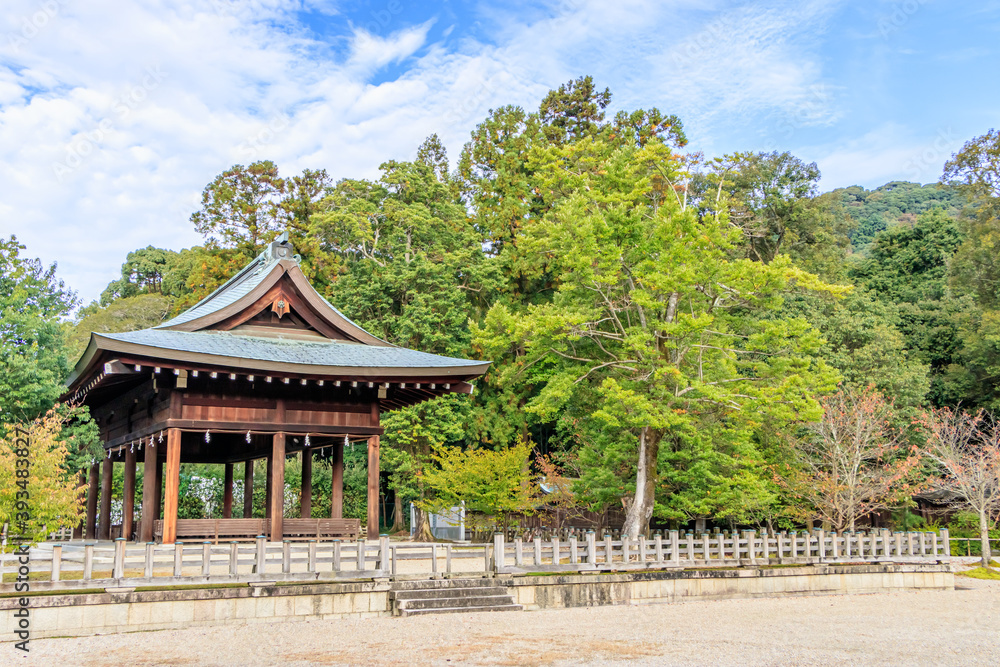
[413,505,434,542]
[980,509,992,569]
[622,427,659,540]
[389,492,406,534]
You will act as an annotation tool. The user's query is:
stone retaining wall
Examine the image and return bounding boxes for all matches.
[1,563,953,640]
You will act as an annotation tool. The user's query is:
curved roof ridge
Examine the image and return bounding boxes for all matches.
[156,250,273,329]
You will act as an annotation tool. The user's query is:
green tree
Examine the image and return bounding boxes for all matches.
[68,293,173,359]
[99,246,178,305]
[0,237,77,423]
[420,438,539,536]
[702,151,853,276]
[191,160,288,253]
[311,139,499,538]
[475,137,842,538]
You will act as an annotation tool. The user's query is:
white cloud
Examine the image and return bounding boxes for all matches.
[807,123,964,190]
[0,0,848,305]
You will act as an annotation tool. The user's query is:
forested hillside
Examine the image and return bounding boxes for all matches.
[4,78,999,538]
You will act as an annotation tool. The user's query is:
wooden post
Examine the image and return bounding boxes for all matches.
[140,450,157,542]
[99,457,113,540]
[367,435,380,537]
[162,428,182,544]
[222,463,234,519]
[269,433,286,541]
[300,449,312,518]
[85,462,99,540]
[265,455,273,520]
[153,459,164,522]
[243,460,254,518]
[331,438,344,519]
[123,447,136,541]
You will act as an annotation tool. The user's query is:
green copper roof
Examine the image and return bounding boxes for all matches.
[98,329,486,372]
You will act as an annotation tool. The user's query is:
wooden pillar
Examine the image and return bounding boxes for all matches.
[300,449,312,518]
[243,460,254,518]
[153,459,164,521]
[265,455,273,519]
[123,447,136,541]
[367,435,380,537]
[98,457,113,540]
[269,433,286,542]
[161,428,182,544]
[139,449,158,542]
[223,463,234,519]
[331,438,344,519]
[85,462,99,540]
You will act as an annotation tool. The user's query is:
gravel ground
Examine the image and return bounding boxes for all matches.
[10,577,999,667]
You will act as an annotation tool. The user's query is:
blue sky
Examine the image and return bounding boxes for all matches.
[1,0,997,304]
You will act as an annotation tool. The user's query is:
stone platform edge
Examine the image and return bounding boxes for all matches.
[1,562,953,640]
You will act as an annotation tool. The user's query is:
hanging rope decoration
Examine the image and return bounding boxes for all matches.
[130,441,135,453]
[158,430,163,443]
[305,434,311,448]
[246,430,252,443]
[205,430,211,443]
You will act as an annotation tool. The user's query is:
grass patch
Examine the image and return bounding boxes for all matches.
[958,567,1000,581]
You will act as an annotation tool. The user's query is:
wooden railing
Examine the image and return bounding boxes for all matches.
[2,528,951,594]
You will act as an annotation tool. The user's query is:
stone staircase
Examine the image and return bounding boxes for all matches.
[390,578,523,617]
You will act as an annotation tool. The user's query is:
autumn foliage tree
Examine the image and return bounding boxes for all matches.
[784,387,921,532]
[0,409,86,543]
[420,439,539,537]
[921,408,1000,568]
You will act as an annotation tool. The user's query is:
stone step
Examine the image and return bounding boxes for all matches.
[391,586,510,601]
[391,577,501,591]
[397,595,517,611]
[398,603,524,617]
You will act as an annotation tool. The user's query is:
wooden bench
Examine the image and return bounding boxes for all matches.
[154,519,266,543]
[282,518,361,540]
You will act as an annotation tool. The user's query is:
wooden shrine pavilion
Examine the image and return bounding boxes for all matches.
[65,235,489,543]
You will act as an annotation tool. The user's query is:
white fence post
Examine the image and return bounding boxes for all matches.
[535,537,543,566]
[230,542,240,576]
[587,531,598,566]
[378,536,389,573]
[113,538,126,579]
[254,536,266,575]
[332,540,341,572]
[494,533,505,572]
[83,543,94,581]
[515,538,524,567]
[356,538,365,572]
[308,540,317,573]
[941,528,951,558]
[202,542,212,577]
[51,545,62,582]
[144,542,155,578]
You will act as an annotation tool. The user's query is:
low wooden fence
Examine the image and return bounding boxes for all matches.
[493,528,951,573]
[2,528,951,594]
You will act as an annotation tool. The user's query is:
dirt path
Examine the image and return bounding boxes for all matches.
[12,578,999,666]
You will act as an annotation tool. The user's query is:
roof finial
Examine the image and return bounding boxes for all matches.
[270,230,295,261]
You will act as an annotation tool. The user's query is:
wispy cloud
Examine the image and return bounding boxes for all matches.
[1,0,989,303]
